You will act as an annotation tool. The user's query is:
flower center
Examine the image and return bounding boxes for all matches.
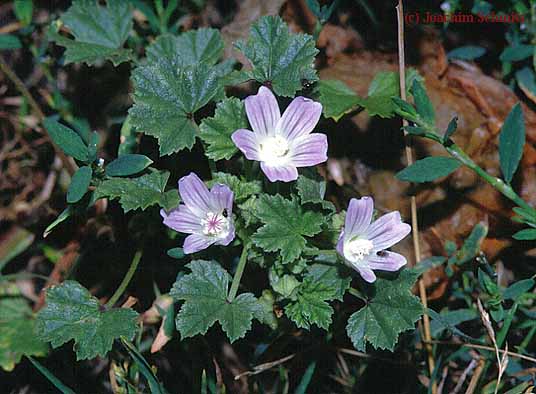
[201,211,230,238]
[258,135,290,164]
[343,237,374,264]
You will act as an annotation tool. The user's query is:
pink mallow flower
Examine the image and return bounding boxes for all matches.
[160,173,235,254]
[231,86,327,182]
[336,197,411,283]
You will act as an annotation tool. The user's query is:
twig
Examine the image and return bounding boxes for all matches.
[395,1,435,389]
[424,340,536,364]
[0,54,76,175]
[234,354,295,380]
[465,358,485,394]
[452,358,478,394]
[338,348,410,365]
[106,250,142,308]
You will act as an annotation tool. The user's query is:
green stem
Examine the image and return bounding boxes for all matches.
[106,250,142,308]
[228,243,250,302]
[348,287,367,302]
[414,123,534,213]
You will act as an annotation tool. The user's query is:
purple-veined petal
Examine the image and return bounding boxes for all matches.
[366,251,407,272]
[183,233,215,254]
[160,207,202,234]
[216,225,235,247]
[336,232,345,256]
[278,96,322,140]
[245,86,280,137]
[178,173,212,216]
[209,184,234,214]
[343,197,374,241]
[366,212,411,251]
[232,129,261,161]
[260,162,298,182]
[356,266,376,283]
[288,133,328,167]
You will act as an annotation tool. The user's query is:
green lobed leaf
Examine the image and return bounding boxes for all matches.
[0,296,48,372]
[206,172,261,202]
[43,118,89,162]
[499,103,525,183]
[296,171,330,207]
[0,34,22,50]
[51,0,133,66]
[105,154,153,177]
[146,29,224,66]
[316,79,364,121]
[67,166,92,203]
[411,79,435,126]
[170,260,264,343]
[513,228,536,240]
[396,156,461,183]
[235,15,319,97]
[252,195,324,263]
[199,98,247,161]
[284,280,335,330]
[130,48,224,155]
[95,169,171,212]
[36,280,138,360]
[346,270,423,351]
[447,46,486,60]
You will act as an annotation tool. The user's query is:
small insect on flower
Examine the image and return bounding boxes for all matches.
[160,173,235,254]
[232,86,328,182]
[336,196,411,283]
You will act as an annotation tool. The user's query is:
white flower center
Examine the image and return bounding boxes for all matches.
[343,237,374,264]
[201,211,230,238]
[258,135,290,165]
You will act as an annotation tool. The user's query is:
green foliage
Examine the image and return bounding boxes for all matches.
[447,46,486,60]
[170,260,264,343]
[105,154,153,177]
[37,281,138,360]
[252,195,324,263]
[305,0,339,23]
[450,222,488,265]
[503,279,534,300]
[396,156,461,183]
[429,309,478,337]
[411,80,435,126]
[513,228,536,240]
[13,0,33,26]
[296,173,326,204]
[50,0,133,66]
[316,79,364,121]
[0,295,48,371]
[0,34,22,50]
[235,16,319,97]
[130,29,229,156]
[499,103,525,183]
[95,170,173,212]
[443,116,458,143]
[67,166,92,203]
[199,98,247,161]
[346,270,423,351]
[206,172,261,202]
[43,118,89,162]
[500,44,534,62]
[146,29,224,66]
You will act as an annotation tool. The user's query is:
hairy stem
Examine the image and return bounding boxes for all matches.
[106,250,142,307]
[228,243,250,302]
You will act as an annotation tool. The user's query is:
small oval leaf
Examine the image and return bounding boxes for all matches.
[396,157,461,183]
[512,228,536,241]
[105,154,153,177]
[499,103,525,183]
[67,166,92,203]
[447,46,486,60]
[43,118,89,162]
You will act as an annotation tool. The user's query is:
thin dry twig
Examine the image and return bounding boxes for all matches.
[452,358,478,394]
[395,1,435,390]
[465,358,486,394]
[424,340,536,364]
[233,354,295,380]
